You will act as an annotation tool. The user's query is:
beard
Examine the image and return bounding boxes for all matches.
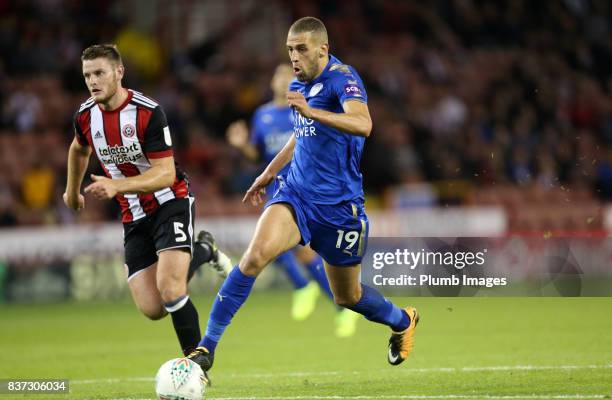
[92,73,118,104]
[296,58,318,82]
[94,85,117,104]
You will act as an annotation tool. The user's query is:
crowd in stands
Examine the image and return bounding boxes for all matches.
[1,0,611,231]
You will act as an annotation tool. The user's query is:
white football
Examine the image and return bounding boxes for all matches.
[155,358,205,400]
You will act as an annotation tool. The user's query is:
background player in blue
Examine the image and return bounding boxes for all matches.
[189,17,419,380]
[226,64,359,335]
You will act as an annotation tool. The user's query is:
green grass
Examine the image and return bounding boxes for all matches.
[0,294,611,399]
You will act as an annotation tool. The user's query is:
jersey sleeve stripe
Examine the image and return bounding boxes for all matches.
[134,94,159,106]
[79,98,95,112]
[133,92,159,105]
[132,97,158,110]
[133,94,158,107]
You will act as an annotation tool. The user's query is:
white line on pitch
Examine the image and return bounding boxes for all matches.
[71,363,612,384]
[205,395,608,400]
[106,396,608,400]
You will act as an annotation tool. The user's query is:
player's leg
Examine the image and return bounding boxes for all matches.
[188,203,302,374]
[309,201,419,363]
[188,235,213,281]
[124,220,166,320]
[188,184,310,379]
[294,245,333,299]
[275,250,319,321]
[156,248,201,356]
[276,251,309,290]
[127,263,166,320]
[190,230,233,280]
[293,245,359,336]
[324,261,419,364]
[151,197,205,357]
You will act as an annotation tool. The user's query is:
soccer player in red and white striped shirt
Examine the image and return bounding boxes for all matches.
[64,44,230,368]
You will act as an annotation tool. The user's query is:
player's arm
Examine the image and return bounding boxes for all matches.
[286,93,372,137]
[227,120,259,162]
[85,156,175,199]
[64,138,92,211]
[264,133,295,176]
[85,105,176,200]
[243,134,296,205]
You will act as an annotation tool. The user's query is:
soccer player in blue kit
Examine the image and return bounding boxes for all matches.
[227,64,359,335]
[189,17,419,382]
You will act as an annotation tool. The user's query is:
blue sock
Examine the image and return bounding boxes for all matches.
[347,284,409,332]
[303,256,334,300]
[275,251,309,289]
[200,266,255,354]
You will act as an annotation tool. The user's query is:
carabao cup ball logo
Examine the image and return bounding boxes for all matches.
[122,124,136,138]
[170,358,193,389]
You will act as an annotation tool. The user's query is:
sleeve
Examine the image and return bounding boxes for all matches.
[143,106,174,159]
[332,71,368,105]
[73,112,88,146]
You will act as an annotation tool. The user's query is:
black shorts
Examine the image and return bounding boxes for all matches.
[123,197,195,280]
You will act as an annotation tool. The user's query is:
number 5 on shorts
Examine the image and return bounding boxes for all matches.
[174,222,187,242]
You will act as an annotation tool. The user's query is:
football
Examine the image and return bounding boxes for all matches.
[155,358,205,400]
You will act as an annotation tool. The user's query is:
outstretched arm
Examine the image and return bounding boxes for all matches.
[243,134,296,205]
[286,92,372,137]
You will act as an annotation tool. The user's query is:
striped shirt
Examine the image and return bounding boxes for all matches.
[73,89,189,223]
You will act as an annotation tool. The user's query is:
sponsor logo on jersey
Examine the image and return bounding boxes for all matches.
[122,123,136,138]
[344,84,363,98]
[94,131,103,139]
[293,111,317,138]
[98,143,142,164]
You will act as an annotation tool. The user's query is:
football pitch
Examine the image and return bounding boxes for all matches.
[1,293,611,399]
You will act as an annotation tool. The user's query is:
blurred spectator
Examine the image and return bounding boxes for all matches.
[21,160,55,210]
[0,0,609,227]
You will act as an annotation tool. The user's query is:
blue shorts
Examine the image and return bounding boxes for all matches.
[265,180,369,267]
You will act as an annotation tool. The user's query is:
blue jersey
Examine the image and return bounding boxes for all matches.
[286,54,368,204]
[250,102,294,177]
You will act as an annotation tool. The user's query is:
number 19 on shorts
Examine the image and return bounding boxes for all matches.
[336,229,360,252]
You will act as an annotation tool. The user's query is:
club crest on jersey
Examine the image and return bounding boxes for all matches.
[122,124,136,138]
[309,83,323,97]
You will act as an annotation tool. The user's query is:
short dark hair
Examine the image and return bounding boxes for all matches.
[289,16,328,42]
[81,44,123,64]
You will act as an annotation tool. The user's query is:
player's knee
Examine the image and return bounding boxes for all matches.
[239,247,270,276]
[157,279,187,303]
[333,292,361,308]
[140,304,167,320]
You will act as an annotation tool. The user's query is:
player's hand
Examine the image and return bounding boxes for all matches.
[287,91,313,118]
[226,120,249,148]
[84,174,118,200]
[63,192,85,211]
[243,171,276,206]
